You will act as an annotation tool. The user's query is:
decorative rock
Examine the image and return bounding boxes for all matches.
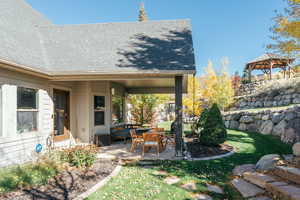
[259,120,274,135]
[285,112,296,121]
[282,154,294,163]
[281,128,299,144]
[233,164,255,176]
[193,193,212,200]
[272,120,287,136]
[230,120,239,130]
[240,116,254,123]
[206,184,224,194]
[164,176,180,185]
[255,154,280,171]
[239,123,247,131]
[271,113,283,124]
[261,115,269,121]
[231,178,264,198]
[293,142,300,156]
[181,181,197,191]
[152,170,168,176]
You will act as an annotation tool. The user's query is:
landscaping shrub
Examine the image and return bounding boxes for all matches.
[59,145,98,168]
[0,160,58,193]
[199,103,227,146]
[192,108,209,136]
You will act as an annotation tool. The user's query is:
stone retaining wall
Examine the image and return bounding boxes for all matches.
[231,78,300,110]
[223,106,300,144]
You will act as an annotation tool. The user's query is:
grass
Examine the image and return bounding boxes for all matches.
[88,129,292,200]
[0,160,58,194]
[158,121,192,135]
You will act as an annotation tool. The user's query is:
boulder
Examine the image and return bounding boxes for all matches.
[261,115,269,121]
[259,120,274,135]
[225,121,230,128]
[293,98,300,104]
[232,113,242,121]
[272,120,287,136]
[271,113,283,124]
[281,128,299,144]
[240,116,254,124]
[285,112,296,121]
[255,154,281,171]
[293,142,300,156]
[230,120,239,130]
[239,123,247,131]
[247,123,258,132]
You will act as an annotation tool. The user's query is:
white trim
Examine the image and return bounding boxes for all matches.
[0,84,2,137]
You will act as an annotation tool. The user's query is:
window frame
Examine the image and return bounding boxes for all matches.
[16,86,39,134]
[94,95,106,126]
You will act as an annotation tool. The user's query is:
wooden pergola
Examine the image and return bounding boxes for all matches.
[245,53,295,81]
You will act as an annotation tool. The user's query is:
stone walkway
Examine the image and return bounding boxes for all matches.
[97,142,179,161]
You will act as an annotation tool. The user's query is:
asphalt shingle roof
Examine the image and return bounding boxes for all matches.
[0,0,196,75]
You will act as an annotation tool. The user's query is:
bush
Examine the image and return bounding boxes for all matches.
[59,145,98,168]
[199,104,227,146]
[191,108,209,136]
[0,160,58,193]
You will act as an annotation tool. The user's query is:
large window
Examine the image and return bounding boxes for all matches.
[17,87,38,133]
[112,95,124,124]
[94,96,105,126]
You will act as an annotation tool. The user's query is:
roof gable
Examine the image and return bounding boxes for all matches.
[0,0,196,75]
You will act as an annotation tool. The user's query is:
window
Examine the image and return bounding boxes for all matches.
[112,95,124,124]
[17,87,38,133]
[94,96,105,126]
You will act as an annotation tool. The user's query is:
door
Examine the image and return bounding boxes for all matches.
[53,89,70,142]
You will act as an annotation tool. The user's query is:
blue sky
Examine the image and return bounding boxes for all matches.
[27,0,286,75]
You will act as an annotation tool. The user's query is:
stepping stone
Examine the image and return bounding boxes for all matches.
[206,183,224,194]
[152,170,168,176]
[267,183,300,200]
[193,193,213,200]
[233,164,255,176]
[243,172,276,188]
[275,166,300,185]
[181,181,197,191]
[164,176,180,185]
[231,178,265,198]
[248,197,272,200]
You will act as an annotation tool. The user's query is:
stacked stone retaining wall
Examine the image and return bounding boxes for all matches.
[223,106,300,144]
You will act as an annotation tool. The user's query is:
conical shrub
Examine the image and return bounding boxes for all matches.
[199,103,227,146]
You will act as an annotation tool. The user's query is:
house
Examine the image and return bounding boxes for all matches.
[0,0,196,167]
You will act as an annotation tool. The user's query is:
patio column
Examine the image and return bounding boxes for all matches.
[175,76,184,157]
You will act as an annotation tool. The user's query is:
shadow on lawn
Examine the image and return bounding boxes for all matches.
[135,130,292,199]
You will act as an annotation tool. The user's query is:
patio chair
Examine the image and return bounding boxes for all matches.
[129,129,144,152]
[142,133,161,157]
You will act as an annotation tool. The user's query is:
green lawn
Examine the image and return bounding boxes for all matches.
[87,130,292,200]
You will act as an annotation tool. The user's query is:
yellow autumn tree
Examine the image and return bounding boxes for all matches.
[183,75,202,116]
[269,0,300,57]
[200,59,234,110]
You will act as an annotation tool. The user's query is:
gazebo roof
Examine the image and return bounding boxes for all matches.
[246,53,295,70]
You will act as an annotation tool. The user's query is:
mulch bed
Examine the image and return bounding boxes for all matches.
[0,159,117,200]
[186,139,234,158]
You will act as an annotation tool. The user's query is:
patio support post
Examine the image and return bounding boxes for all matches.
[175,75,183,157]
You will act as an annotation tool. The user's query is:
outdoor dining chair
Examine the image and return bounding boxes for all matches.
[142,132,161,157]
[129,129,144,152]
